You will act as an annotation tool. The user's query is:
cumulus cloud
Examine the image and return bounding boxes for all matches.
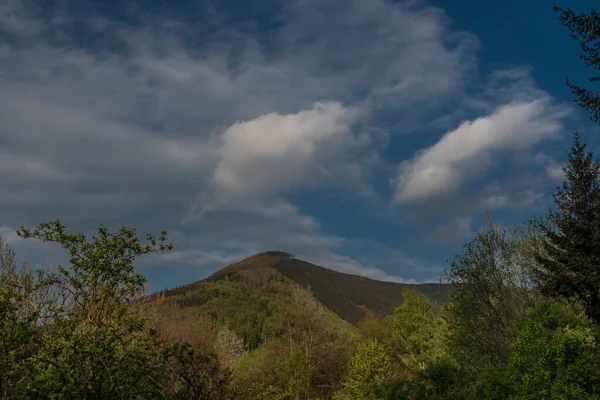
[184,102,363,217]
[393,99,567,203]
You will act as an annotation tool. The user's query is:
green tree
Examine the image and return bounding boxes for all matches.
[535,133,600,322]
[161,341,233,400]
[387,288,447,371]
[259,351,312,400]
[16,219,174,399]
[334,339,392,400]
[0,236,42,398]
[504,298,600,400]
[554,5,600,124]
[443,220,540,374]
[278,351,313,400]
[284,285,351,398]
[407,357,467,400]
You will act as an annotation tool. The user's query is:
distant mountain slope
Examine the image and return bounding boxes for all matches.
[165,251,448,324]
[274,258,447,323]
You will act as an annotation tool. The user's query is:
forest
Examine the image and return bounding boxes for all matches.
[2,5,600,400]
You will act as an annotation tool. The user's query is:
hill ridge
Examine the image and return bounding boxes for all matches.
[164,251,448,324]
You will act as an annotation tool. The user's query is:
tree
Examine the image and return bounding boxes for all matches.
[387,288,447,372]
[554,5,600,124]
[215,325,245,371]
[535,133,600,322]
[406,358,467,400]
[254,350,312,400]
[284,285,350,397]
[16,219,175,399]
[17,220,173,327]
[443,219,540,373]
[286,285,327,365]
[161,341,233,400]
[0,236,41,398]
[333,339,391,400]
[503,298,600,399]
[276,351,313,400]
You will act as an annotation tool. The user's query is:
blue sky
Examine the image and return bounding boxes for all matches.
[1,0,599,291]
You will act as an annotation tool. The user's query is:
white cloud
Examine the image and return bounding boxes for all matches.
[0,226,19,244]
[0,225,64,264]
[483,190,544,210]
[214,102,358,196]
[530,153,565,182]
[426,217,472,244]
[186,102,363,216]
[482,195,510,209]
[307,253,419,284]
[546,163,565,181]
[393,99,567,203]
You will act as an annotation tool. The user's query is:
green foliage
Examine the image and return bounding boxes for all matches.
[356,310,392,343]
[273,351,313,400]
[334,339,392,400]
[238,348,312,400]
[503,299,600,400]
[0,237,42,398]
[535,133,600,323]
[170,268,354,399]
[25,317,165,399]
[443,219,540,373]
[17,219,173,315]
[12,220,175,399]
[161,341,233,400]
[387,288,448,371]
[0,220,235,399]
[406,357,467,400]
[172,269,290,351]
[162,249,448,398]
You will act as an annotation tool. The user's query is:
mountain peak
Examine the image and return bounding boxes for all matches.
[256,251,294,259]
[190,253,448,323]
[205,250,294,281]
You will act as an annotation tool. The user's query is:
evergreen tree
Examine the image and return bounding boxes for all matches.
[554,5,600,124]
[536,132,600,322]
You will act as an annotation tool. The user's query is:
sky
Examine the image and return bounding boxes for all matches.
[1,0,599,291]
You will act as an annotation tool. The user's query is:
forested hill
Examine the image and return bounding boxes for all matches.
[163,251,448,323]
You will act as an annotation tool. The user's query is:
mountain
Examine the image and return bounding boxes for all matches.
[162,251,448,324]
[146,251,449,399]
